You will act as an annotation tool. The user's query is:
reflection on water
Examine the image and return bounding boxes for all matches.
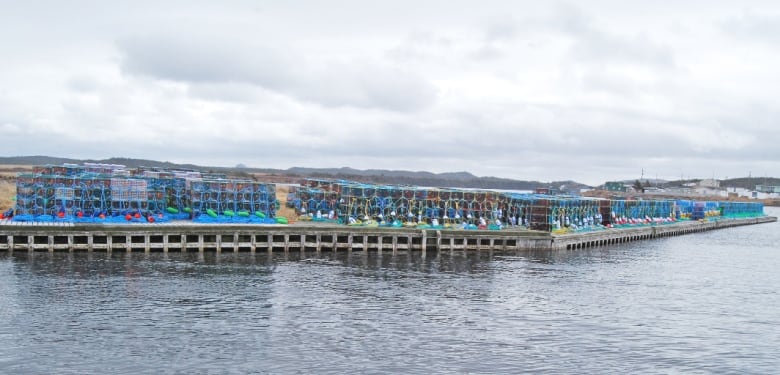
[1,210,779,374]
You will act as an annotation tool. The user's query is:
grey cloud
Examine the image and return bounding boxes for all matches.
[467,17,522,61]
[465,5,676,68]
[441,99,777,166]
[722,12,780,45]
[581,70,643,97]
[118,35,436,112]
[66,76,100,93]
[186,82,265,104]
[292,63,437,112]
[551,3,591,35]
[483,16,518,42]
[386,31,458,67]
[1,122,26,136]
[548,4,676,69]
[569,31,675,68]
[467,44,506,61]
[118,36,297,88]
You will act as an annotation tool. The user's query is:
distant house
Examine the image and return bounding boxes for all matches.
[756,185,780,194]
[694,186,727,197]
[665,186,694,195]
[689,179,725,197]
[725,187,752,198]
[535,187,555,195]
[722,186,780,199]
[604,181,627,192]
[643,186,664,193]
[751,191,780,199]
[698,179,720,188]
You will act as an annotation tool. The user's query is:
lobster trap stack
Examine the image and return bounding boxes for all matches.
[15,167,116,219]
[607,199,675,225]
[142,174,189,217]
[290,179,340,215]
[718,201,764,218]
[13,164,278,222]
[9,165,768,228]
[109,177,149,213]
[333,182,528,225]
[303,178,766,231]
[189,179,276,220]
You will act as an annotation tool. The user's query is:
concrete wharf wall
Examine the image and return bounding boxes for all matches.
[0,216,775,255]
[552,216,776,250]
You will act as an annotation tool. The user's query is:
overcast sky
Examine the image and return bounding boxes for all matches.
[1,1,779,185]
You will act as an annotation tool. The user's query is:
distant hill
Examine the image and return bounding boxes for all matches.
[0,155,202,170]
[285,167,588,191]
[287,167,478,181]
[0,156,591,191]
[0,155,83,166]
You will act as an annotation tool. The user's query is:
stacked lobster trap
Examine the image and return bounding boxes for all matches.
[15,172,116,219]
[505,195,600,232]
[189,179,277,220]
[673,200,764,220]
[718,201,764,218]
[306,179,534,226]
[12,163,277,223]
[288,178,767,231]
[283,179,338,215]
[10,166,767,227]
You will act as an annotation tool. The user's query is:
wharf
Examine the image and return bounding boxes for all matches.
[552,216,776,250]
[0,216,776,255]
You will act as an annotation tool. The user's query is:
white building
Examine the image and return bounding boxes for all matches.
[694,186,727,197]
[698,179,720,188]
[723,186,780,199]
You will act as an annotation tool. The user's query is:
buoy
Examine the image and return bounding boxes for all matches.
[224,210,235,217]
[147,216,155,223]
[206,209,217,218]
[166,207,179,214]
[99,213,105,219]
[125,214,132,221]
[134,212,141,219]
[255,211,266,218]
[238,210,250,217]
[77,211,83,218]
[183,207,192,213]
[275,217,288,224]
[57,211,65,218]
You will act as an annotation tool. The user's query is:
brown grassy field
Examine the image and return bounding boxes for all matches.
[0,164,32,172]
[274,184,297,220]
[0,179,14,212]
[0,165,27,212]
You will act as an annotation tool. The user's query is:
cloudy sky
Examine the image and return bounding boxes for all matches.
[1,1,779,185]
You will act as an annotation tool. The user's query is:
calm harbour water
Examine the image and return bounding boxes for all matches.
[1,208,779,374]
